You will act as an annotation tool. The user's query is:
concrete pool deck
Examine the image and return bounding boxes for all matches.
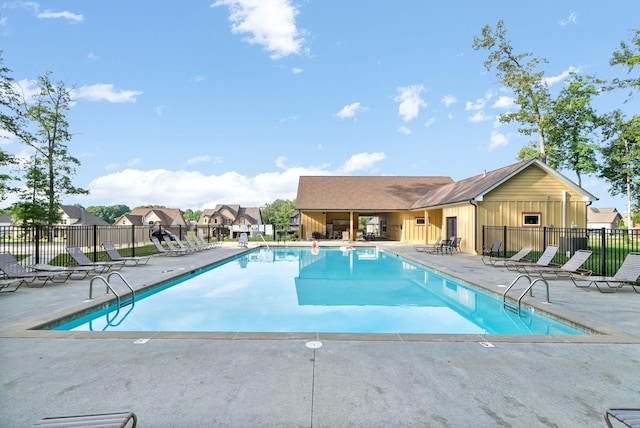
[1,242,638,427]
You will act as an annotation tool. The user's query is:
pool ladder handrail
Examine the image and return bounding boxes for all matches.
[502,274,550,315]
[88,271,136,309]
[256,233,270,249]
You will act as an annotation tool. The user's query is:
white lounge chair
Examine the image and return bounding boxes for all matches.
[570,252,640,293]
[505,245,559,271]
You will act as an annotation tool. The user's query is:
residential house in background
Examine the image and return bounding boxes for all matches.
[113,208,188,229]
[197,204,262,238]
[587,207,623,230]
[59,205,110,226]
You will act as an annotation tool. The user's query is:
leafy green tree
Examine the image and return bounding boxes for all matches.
[0,53,20,201]
[261,199,296,230]
[599,111,639,227]
[11,155,49,226]
[473,20,552,163]
[609,28,640,99]
[5,71,88,229]
[545,73,602,186]
[183,208,202,222]
[87,204,131,224]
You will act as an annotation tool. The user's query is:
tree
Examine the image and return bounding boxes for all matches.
[609,28,640,99]
[11,156,49,226]
[472,20,552,163]
[5,71,88,229]
[182,208,202,222]
[261,199,296,230]
[545,73,602,186]
[599,111,640,228]
[0,53,20,201]
[87,204,131,224]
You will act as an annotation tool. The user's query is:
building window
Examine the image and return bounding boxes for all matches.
[522,212,541,227]
[415,217,425,225]
[380,220,387,233]
[223,218,232,225]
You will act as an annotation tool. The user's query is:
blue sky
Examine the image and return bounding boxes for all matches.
[1,1,638,212]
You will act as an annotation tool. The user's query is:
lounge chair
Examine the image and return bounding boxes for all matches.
[504,245,559,271]
[102,241,151,266]
[437,236,460,255]
[484,246,533,267]
[66,247,126,271]
[184,234,207,251]
[163,235,194,253]
[0,252,73,286]
[195,234,221,249]
[151,236,188,256]
[481,241,502,264]
[570,252,640,293]
[415,237,442,252]
[604,408,640,428]
[519,249,592,279]
[0,277,25,293]
[32,410,137,427]
[28,262,105,278]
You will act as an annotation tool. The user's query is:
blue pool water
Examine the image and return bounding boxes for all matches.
[53,247,584,335]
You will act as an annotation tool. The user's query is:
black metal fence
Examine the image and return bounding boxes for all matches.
[482,226,640,277]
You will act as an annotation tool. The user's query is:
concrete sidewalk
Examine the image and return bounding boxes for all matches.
[1,242,638,427]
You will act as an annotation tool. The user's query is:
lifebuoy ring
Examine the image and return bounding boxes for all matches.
[312,240,319,249]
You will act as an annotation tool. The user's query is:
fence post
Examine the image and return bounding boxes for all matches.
[131,224,136,257]
[92,225,98,261]
[543,226,547,251]
[35,225,41,264]
[502,225,507,257]
[600,227,607,276]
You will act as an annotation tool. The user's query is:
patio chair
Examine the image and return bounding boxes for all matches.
[163,235,194,253]
[102,241,151,266]
[0,277,26,293]
[184,234,207,251]
[519,249,592,279]
[151,236,188,256]
[32,410,137,427]
[570,252,640,293]
[415,237,442,252]
[195,234,221,249]
[0,252,73,287]
[66,247,126,271]
[484,247,533,267]
[238,232,249,248]
[480,241,501,264]
[504,245,559,271]
[604,408,640,428]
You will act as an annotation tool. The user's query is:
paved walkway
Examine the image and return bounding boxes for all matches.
[1,242,638,427]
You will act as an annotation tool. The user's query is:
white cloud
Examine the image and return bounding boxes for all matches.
[38,9,83,22]
[441,95,457,107]
[338,152,386,174]
[397,126,411,135]
[291,67,303,74]
[3,2,83,22]
[488,131,509,151]
[465,92,493,111]
[424,117,435,127]
[186,155,210,166]
[72,153,387,209]
[544,66,579,86]
[468,111,492,123]
[211,0,306,59]
[395,84,427,122]
[336,102,364,119]
[559,11,577,26]
[491,96,515,109]
[73,84,142,103]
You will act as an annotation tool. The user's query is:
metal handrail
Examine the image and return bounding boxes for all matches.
[502,274,550,315]
[256,233,270,249]
[88,275,121,308]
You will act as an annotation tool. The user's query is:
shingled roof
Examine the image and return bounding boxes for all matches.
[296,176,454,211]
[297,160,598,212]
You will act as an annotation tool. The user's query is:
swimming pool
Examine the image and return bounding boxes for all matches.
[53,247,584,335]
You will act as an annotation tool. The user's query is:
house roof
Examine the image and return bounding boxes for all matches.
[587,207,622,223]
[61,205,109,226]
[296,176,454,211]
[296,160,599,212]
